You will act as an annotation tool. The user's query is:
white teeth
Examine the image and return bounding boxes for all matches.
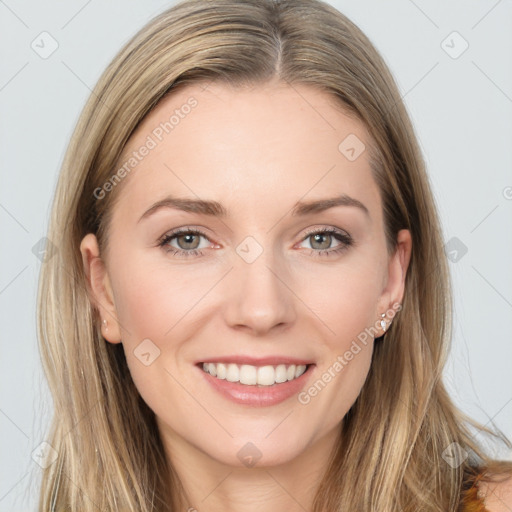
[216,363,227,379]
[201,362,308,386]
[226,363,239,383]
[275,364,288,383]
[207,362,217,377]
[240,364,257,385]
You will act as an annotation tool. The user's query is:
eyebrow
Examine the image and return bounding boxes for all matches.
[137,193,369,223]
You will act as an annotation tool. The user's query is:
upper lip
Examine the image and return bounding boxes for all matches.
[197,356,315,366]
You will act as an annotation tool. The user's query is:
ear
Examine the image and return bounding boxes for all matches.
[377,229,412,331]
[80,233,122,344]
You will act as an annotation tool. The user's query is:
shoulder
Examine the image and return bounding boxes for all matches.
[477,472,512,512]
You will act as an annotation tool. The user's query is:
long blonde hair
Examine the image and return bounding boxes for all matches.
[36,0,511,510]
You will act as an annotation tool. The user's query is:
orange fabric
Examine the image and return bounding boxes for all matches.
[460,473,488,512]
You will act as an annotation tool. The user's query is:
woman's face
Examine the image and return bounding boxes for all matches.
[81,80,411,469]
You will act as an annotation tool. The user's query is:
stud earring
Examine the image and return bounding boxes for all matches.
[102,319,108,331]
[380,313,388,332]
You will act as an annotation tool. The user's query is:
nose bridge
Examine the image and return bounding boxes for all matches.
[224,234,295,334]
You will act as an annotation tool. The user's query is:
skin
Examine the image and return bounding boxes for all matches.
[479,478,512,512]
[80,79,412,511]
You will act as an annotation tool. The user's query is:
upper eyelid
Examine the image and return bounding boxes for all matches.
[161,226,351,246]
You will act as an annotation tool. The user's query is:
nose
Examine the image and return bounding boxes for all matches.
[223,244,297,336]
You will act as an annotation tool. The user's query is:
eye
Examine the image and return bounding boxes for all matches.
[298,227,353,257]
[158,227,211,258]
[158,226,353,259]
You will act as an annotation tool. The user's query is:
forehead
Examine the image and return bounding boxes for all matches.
[110,81,381,225]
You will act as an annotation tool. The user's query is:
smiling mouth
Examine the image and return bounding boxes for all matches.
[198,362,313,386]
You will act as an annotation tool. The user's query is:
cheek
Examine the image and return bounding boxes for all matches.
[110,266,191,419]
[301,327,375,430]
[305,254,383,348]
[298,256,381,415]
[110,253,210,343]
[112,277,169,343]
[326,345,373,429]
[107,254,215,401]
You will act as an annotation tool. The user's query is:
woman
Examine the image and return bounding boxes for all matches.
[36,0,512,510]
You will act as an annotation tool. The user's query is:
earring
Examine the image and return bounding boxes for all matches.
[102,319,108,331]
[380,313,387,332]
[380,303,401,334]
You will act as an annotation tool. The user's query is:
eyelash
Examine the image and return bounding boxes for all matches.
[157,226,353,258]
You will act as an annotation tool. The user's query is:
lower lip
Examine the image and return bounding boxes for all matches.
[196,364,315,407]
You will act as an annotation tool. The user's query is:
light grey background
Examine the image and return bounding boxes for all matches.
[1,0,511,510]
